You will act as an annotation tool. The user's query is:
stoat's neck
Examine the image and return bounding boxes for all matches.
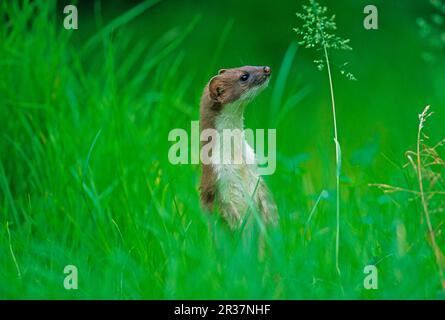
[212,101,251,168]
[214,101,245,133]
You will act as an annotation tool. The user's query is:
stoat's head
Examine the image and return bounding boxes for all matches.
[207,66,271,105]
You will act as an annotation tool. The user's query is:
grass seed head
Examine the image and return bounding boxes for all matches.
[294,0,355,80]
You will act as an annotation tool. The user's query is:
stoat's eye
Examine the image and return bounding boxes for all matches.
[240,73,249,82]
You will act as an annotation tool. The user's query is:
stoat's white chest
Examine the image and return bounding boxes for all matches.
[211,102,259,204]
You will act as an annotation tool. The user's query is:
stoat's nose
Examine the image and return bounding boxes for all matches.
[263,66,271,75]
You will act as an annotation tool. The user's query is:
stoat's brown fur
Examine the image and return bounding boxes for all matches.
[199,66,278,229]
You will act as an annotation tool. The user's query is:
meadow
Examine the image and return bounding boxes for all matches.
[1,0,445,299]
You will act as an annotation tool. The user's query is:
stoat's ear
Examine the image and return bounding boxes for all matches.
[218,69,227,75]
[209,76,224,102]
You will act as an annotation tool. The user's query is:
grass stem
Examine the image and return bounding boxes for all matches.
[416,106,445,293]
[6,221,21,279]
[323,44,341,276]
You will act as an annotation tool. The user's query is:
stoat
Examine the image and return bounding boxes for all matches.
[199,65,278,229]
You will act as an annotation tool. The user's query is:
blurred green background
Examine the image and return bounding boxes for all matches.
[1,0,444,299]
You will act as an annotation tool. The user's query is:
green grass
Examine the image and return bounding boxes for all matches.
[1,0,445,299]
